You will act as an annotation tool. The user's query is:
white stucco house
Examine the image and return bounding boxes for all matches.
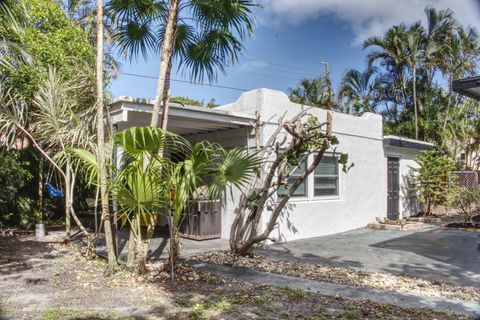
[109,88,434,242]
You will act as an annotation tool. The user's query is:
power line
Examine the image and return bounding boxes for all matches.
[121,72,249,92]
[231,70,302,81]
[241,58,317,73]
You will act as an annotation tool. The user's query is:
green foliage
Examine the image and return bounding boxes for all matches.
[170,96,220,108]
[69,126,258,232]
[414,150,455,215]
[289,77,336,110]
[171,96,204,107]
[206,98,220,108]
[0,150,33,227]
[349,6,480,152]
[444,177,480,223]
[1,0,96,100]
[111,0,258,83]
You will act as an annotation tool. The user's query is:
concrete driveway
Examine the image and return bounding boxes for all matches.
[257,226,480,287]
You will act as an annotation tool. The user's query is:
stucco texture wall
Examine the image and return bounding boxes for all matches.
[218,89,387,241]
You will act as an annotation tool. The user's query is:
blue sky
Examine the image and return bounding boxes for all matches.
[109,0,480,106]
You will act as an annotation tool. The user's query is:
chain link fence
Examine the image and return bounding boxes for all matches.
[449,171,479,190]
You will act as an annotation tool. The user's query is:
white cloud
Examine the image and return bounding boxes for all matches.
[259,0,480,45]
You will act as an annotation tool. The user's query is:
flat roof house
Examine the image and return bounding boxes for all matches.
[110,88,433,242]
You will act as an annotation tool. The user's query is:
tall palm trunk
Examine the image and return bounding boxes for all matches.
[150,0,179,128]
[160,54,174,131]
[96,0,117,268]
[412,66,418,140]
[441,76,454,149]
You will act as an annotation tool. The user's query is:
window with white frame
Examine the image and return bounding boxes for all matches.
[277,158,307,197]
[314,155,339,196]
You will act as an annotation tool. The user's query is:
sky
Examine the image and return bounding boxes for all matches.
[109,0,480,106]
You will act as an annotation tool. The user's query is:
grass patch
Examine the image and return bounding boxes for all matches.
[42,309,115,320]
[277,287,306,300]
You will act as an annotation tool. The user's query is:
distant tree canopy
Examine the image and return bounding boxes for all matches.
[170,96,220,108]
[0,0,96,101]
[288,76,336,110]
[288,7,480,165]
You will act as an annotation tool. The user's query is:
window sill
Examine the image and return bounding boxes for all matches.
[278,196,342,203]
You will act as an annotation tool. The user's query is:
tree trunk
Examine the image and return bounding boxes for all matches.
[65,164,71,242]
[164,225,181,272]
[126,216,137,270]
[38,155,44,223]
[68,166,96,257]
[441,76,454,149]
[134,214,157,275]
[230,112,333,255]
[412,67,418,140]
[96,0,117,269]
[150,0,179,128]
[160,54,174,131]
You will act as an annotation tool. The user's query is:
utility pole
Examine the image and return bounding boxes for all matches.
[321,61,332,110]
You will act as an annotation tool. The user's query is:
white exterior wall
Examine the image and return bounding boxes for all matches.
[216,89,387,241]
[111,88,428,241]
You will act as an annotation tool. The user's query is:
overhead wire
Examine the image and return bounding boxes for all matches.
[121,72,249,92]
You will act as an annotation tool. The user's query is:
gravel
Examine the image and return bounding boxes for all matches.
[188,251,480,302]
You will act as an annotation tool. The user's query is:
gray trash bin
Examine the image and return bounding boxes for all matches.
[180,200,221,240]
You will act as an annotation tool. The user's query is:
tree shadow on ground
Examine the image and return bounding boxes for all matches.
[0,231,58,277]
[371,228,480,286]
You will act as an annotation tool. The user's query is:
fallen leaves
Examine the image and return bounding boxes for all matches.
[188,251,480,302]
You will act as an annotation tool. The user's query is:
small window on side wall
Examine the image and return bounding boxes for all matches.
[314,155,339,197]
[278,158,307,197]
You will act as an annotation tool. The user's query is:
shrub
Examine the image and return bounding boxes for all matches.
[0,150,33,227]
[414,150,455,215]
[444,176,480,224]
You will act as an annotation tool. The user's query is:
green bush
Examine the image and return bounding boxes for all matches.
[414,150,455,215]
[0,150,33,227]
[445,176,480,223]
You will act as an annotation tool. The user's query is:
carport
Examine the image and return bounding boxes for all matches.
[452,76,480,100]
[109,96,255,136]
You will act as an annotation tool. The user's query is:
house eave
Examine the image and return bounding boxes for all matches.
[109,96,256,135]
[452,76,480,101]
[383,135,435,151]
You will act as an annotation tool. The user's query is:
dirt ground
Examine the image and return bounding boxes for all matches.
[0,230,473,320]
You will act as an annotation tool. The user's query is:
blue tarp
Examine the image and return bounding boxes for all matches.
[45,182,64,198]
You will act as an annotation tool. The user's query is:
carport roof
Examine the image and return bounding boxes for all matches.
[452,76,480,100]
[383,135,435,151]
[109,96,255,135]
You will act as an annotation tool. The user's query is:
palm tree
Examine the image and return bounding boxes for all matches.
[288,77,336,110]
[339,68,381,115]
[0,0,30,69]
[165,141,259,269]
[363,24,409,111]
[95,0,117,268]
[0,68,98,254]
[62,0,119,81]
[423,7,457,82]
[404,22,425,140]
[110,0,257,130]
[69,126,258,274]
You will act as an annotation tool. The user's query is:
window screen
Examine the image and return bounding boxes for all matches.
[314,156,339,196]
